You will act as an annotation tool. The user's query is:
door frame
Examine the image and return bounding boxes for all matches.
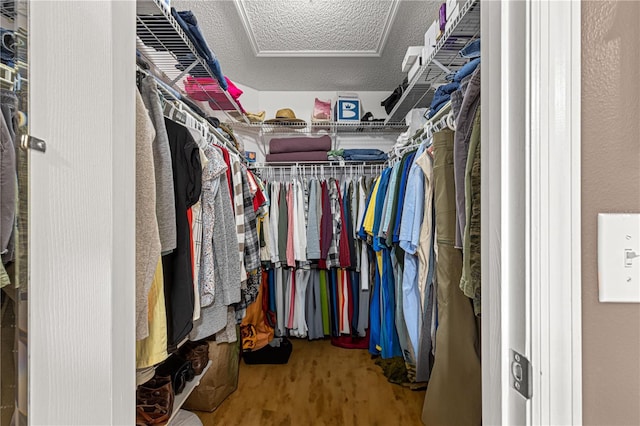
[482,0,582,425]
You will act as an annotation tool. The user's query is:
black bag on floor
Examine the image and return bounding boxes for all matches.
[242,337,293,365]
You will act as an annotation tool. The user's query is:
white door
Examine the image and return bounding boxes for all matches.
[482,1,582,425]
[28,2,137,424]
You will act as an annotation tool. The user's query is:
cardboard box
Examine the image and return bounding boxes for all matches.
[335,98,361,122]
[402,46,424,73]
[408,56,423,83]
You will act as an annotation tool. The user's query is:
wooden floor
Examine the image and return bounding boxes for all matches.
[195,339,425,426]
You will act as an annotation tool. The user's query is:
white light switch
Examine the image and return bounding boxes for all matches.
[598,213,640,303]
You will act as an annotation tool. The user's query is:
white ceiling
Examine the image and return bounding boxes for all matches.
[172,0,441,91]
[234,0,400,57]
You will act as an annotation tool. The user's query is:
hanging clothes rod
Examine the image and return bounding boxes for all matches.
[251,161,386,169]
[251,162,385,178]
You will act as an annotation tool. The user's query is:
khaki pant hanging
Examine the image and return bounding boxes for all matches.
[422,129,482,426]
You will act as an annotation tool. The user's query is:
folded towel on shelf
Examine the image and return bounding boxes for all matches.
[269,135,332,154]
[265,151,329,162]
[342,149,388,162]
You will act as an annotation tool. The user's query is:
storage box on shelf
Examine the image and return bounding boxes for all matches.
[136,0,248,123]
[385,0,480,124]
[402,46,424,72]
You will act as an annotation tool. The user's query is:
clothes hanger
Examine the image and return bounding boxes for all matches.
[446,110,456,131]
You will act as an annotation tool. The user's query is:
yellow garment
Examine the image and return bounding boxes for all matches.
[136,259,168,369]
[363,177,381,236]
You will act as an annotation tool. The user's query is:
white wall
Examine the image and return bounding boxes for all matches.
[30,2,135,424]
[235,82,260,112]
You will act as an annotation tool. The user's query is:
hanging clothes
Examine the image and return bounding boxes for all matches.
[414,146,437,383]
[421,129,481,426]
[460,108,482,315]
[453,64,481,248]
[135,91,162,341]
[139,76,177,254]
[399,143,428,360]
[0,89,17,268]
[162,117,202,348]
[136,259,168,369]
[191,146,241,341]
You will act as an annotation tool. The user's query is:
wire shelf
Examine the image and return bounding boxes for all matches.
[229,120,408,135]
[385,0,480,124]
[136,0,248,122]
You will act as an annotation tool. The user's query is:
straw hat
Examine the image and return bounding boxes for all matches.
[264,108,306,126]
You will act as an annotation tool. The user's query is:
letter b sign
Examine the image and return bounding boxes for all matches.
[337,99,361,122]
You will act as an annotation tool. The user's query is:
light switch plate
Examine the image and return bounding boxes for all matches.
[598,213,640,303]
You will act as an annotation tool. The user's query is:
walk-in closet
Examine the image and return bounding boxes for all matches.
[7,0,631,424]
[131,0,483,424]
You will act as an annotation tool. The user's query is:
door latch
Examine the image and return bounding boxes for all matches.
[510,349,532,399]
[20,134,46,153]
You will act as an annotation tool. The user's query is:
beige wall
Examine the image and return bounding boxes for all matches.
[582,1,640,425]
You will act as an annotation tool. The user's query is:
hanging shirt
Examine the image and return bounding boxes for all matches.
[399,143,428,358]
[358,177,370,290]
[372,169,392,252]
[385,155,409,248]
[326,178,342,269]
[392,151,417,243]
[269,182,280,263]
[337,180,351,268]
[190,163,241,341]
[140,76,177,254]
[198,143,228,308]
[286,183,295,267]
[380,162,401,240]
[231,159,247,283]
[135,91,162,341]
[293,178,308,262]
[278,183,288,263]
[319,180,332,264]
[162,118,202,347]
[363,177,381,238]
[306,179,322,259]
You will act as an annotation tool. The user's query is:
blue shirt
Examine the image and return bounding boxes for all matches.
[398,144,427,357]
[392,151,417,243]
[372,168,392,252]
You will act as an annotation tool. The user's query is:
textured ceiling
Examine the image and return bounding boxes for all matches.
[172,0,441,91]
[235,0,399,57]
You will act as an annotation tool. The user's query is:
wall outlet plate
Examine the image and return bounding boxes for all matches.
[598,213,640,303]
